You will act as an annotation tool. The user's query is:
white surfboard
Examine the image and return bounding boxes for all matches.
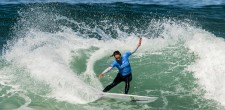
[99,92,158,103]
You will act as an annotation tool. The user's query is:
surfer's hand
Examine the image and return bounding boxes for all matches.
[98,73,104,79]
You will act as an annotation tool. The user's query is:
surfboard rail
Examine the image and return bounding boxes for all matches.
[99,92,158,103]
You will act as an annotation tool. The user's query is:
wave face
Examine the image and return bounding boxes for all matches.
[0,2,225,110]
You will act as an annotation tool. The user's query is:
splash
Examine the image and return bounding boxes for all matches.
[186,31,225,107]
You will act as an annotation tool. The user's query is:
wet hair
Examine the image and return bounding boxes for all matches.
[110,50,121,57]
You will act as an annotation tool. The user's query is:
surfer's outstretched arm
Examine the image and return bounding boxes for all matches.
[131,36,142,54]
[99,67,113,78]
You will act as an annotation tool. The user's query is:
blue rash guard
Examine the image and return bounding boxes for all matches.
[110,51,132,76]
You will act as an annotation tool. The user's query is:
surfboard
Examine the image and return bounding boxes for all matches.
[99,92,158,103]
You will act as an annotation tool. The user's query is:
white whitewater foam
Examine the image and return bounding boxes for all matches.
[3,28,103,104]
[186,30,225,107]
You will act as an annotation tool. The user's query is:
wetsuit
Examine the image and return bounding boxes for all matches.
[103,51,132,94]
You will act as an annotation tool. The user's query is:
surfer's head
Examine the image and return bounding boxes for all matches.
[112,50,121,61]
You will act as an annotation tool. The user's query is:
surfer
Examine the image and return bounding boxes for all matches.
[98,36,142,94]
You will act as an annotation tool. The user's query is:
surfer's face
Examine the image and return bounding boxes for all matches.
[114,54,121,61]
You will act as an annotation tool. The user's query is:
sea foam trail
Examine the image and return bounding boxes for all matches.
[3,29,103,104]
